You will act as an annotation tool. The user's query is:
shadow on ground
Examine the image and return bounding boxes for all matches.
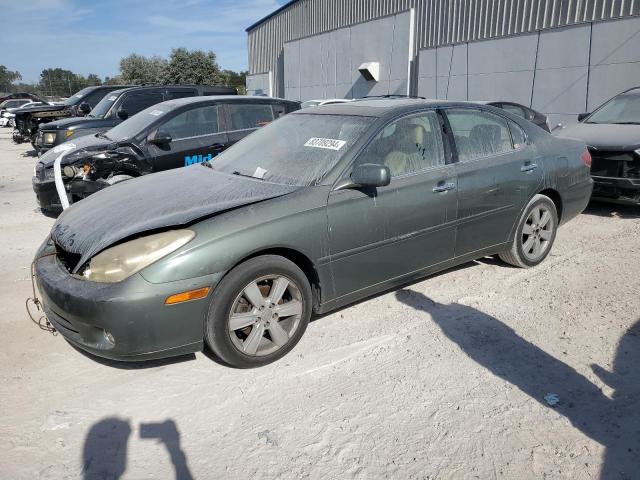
[396,289,640,480]
[82,418,194,479]
[582,200,640,219]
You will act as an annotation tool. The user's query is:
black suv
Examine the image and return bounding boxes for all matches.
[33,95,300,216]
[36,85,237,154]
[557,87,640,205]
[13,85,133,147]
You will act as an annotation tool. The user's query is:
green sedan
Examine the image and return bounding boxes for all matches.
[34,99,593,368]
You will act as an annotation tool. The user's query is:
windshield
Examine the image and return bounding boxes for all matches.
[105,104,172,141]
[89,92,119,118]
[587,90,640,124]
[63,87,94,106]
[211,113,374,186]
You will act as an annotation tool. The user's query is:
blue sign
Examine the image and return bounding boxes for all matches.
[184,152,216,166]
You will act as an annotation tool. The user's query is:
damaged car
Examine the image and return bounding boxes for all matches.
[36,85,237,154]
[556,86,640,205]
[13,85,132,148]
[32,95,299,216]
[33,99,593,368]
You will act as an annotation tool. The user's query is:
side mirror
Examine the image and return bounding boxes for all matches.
[577,112,590,122]
[351,163,391,187]
[79,102,91,115]
[116,107,128,120]
[148,130,172,145]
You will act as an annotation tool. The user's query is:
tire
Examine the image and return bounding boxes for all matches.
[499,194,558,268]
[204,255,312,368]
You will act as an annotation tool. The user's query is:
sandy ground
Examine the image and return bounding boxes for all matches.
[0,129,639,480]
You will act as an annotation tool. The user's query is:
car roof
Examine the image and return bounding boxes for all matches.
[160,95,298,108]
[291,98,487,117]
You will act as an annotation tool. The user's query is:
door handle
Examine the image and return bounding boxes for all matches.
[521,163,538,173]
[432,182,456,193]
[210,142,225,150]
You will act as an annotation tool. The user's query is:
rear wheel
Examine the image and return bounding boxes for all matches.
[205,255,312,368]
[499,194,558,268]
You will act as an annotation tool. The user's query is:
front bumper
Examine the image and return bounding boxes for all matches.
[32,175,63,215]
[34,252,223,361]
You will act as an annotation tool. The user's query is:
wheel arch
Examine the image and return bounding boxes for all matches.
[538,188,563,223]
[228,247,322,312]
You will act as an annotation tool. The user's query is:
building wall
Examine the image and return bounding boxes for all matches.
[283,11,413,101]
[246,72,272,96]
[247,0,640,98]
[417,15,640,126]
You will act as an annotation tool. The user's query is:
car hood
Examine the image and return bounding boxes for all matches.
[556,122,640,151]
[39,134,115,168]
[41,116,113,131]
[50,167,301,272]
[17,104,67,115]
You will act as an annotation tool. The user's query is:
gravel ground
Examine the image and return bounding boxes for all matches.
[1,129,639,480]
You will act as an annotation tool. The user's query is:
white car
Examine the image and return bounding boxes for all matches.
[0,101,49,127]
[301,98,352,108]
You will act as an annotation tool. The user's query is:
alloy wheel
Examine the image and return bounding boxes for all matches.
[227,275,304,356]
[521,205,554,261]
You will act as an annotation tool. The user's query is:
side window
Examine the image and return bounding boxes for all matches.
[227,104,274,130]
[160,105,219,140]
[167,89,197,100]
[357,111,446,177]
[509,120,527,148]
[272,103,287,118]
[446,109,514,162]
[120,92,164,116]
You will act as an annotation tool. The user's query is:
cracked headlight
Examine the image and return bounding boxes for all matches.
[43,132,56,144]
[83,230,195,283]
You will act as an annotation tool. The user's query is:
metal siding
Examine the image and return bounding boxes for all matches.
[247,0,639,95]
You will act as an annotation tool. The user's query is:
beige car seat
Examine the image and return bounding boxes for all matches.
[384,125,425,176]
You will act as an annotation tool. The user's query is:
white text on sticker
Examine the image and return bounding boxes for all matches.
[304,137,346,151]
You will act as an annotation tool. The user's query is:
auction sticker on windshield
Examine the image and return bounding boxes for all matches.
[304,137,346,151]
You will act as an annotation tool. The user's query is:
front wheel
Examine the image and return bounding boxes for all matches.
[205,255,312,368]
[499,194,558,268]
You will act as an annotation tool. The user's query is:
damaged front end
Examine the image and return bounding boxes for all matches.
[59,147,149,205]
[13,106,75,147]
[590,148,640,204]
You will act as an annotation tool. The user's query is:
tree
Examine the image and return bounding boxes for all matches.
[162,48,222,85]
[0,65,22,91]
[220,69,247,94]
[86,73,102,86]
[119,54,166,85]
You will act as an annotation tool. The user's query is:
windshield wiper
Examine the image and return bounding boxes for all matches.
[610,121,640,125]
[232,171,263,180]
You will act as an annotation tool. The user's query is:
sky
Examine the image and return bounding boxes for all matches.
[0,0,288,83]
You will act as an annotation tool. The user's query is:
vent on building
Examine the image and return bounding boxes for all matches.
[358,62,380,82]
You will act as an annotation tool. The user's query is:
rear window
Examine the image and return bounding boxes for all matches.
[228,104,274,130]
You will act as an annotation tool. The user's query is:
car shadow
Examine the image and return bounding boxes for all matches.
[582,200,640,219]
[395,289,640,480]
[82,418,194,479]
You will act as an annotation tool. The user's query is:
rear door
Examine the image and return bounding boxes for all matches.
[146,103,229,172]
[444,107,543,256]
[222,102,275,146]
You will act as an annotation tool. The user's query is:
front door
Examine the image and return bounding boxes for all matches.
[327,110,458,300]
[444,108,543,256]
[147,104,229,172]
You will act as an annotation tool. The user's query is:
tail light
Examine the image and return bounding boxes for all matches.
[581,149,592,167]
